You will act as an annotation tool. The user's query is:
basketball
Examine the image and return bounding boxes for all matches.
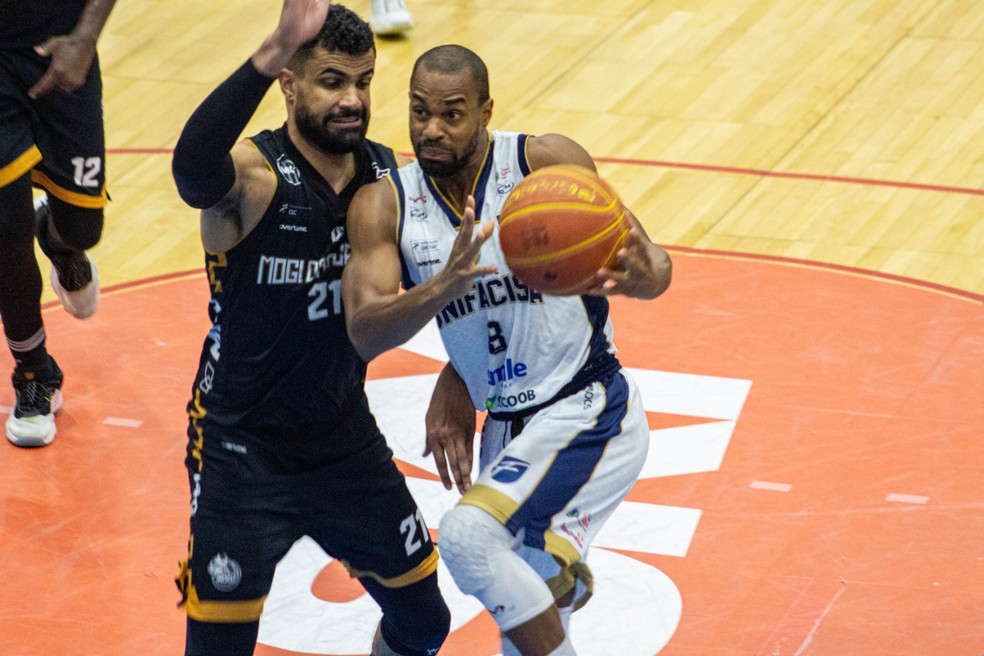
[498,164,629,295]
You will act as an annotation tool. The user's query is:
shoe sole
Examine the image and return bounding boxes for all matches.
[51,255,100,319]
[5,390,62,448]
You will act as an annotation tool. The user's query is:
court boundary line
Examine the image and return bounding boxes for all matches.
[107,147,984,197]
[46,249,982,310]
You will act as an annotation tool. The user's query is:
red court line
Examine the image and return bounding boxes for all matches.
[667,245,984,304]
[108,147,984,197]
[55,248,982,310]
[595,156,984,197]
[103,149,983,303]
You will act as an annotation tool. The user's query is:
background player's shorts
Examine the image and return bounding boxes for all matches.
[0,47,107,207]
[463,368,649,603]
[176,394,439,623]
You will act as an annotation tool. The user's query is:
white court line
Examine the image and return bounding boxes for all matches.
[750,480,793,492]
[795,584,847,655]
[103,417,144,428]
[885,493,929,504]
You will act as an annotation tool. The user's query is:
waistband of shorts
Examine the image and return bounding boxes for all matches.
[486,353,621,423]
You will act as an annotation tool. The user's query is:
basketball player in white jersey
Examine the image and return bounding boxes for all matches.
[342,45,671,656]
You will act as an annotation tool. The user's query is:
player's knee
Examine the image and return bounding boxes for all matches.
[437,504,507,596]
[377,572,450,655]
[47,196,104,251]
[439,505,556,632]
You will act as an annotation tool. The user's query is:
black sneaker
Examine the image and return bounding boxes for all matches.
[5,357,64,447]
[35,195,100,318]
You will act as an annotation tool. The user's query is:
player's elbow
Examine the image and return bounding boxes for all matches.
[345,312,383,362]
[644,248,673,300]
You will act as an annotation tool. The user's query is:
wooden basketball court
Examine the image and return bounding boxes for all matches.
[1,1,981,654]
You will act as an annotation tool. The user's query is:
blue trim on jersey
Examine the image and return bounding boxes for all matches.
[582,295,614,362]
[392,172,415,290]
[507,371,631,548]
[517,134,532,177]
[471,144,496,222]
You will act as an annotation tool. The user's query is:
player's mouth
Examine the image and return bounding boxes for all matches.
[417,145,452,160]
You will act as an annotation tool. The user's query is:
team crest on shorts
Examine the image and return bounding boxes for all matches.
[490,455,530,483]
[207,553,242,592]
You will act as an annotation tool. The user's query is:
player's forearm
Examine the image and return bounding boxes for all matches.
[172,60,274,209]
[73,0,118,43]
[347,276,461,362]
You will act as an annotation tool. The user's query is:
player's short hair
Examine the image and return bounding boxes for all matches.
[289,4,375,69]
[412,44,490,104]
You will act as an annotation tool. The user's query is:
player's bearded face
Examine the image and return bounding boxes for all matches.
[415,125,482,178]
[295,90,369,155]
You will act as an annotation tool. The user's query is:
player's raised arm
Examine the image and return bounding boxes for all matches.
[171,0,331,252]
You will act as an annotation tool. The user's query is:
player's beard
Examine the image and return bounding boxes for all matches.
[295,102,369,155]
[415,128,483,178]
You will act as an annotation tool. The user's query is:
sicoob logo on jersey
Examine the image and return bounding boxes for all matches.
[490,456,530,483]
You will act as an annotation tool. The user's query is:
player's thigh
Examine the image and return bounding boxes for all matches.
[30,56,107,209]
[470,370,649,564]
[306,435,439,586]
[0,53,40,193]
[177,427,302,623]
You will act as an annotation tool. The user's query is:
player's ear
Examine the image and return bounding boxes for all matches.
[279,68,297,103]
[481,98,493,127]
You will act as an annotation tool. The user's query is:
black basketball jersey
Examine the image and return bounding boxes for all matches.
[187,126,397,428]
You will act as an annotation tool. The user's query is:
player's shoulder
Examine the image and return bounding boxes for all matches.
[524,133,595,171]
[363,139,400,171]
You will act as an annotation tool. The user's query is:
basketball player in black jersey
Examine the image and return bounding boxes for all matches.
[1,0,116,447]
[170,3,450,655]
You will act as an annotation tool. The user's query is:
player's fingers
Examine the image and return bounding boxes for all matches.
[447,437,471,493]
[28,70,58,99]
[431,446,454,491]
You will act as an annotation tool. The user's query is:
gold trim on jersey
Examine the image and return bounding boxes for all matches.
[0,145,42,187]
[341,547,440,588]
[30,170,108,208]
[462,484,584,566]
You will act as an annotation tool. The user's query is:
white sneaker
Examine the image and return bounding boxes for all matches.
[370,0,414,35]
[35,195,100,319]
[50,252,99,319]
[6,359,64,448]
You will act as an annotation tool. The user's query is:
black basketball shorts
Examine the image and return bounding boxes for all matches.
[176,395,438,623]
[0,47,107,208]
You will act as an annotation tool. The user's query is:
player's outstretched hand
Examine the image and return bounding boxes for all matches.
[437,195,497,298]
[273,0,332,51]
[29,34,97,98]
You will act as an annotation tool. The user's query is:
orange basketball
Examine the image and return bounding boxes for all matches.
[498,164,629,295]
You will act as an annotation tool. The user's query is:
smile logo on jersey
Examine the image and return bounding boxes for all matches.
[490,456,531,483]
[276,155,302,186]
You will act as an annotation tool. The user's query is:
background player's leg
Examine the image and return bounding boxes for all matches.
[36,194,102,319]
[0,174,62,446]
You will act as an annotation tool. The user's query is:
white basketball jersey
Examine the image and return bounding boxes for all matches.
[394,130,619,413]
